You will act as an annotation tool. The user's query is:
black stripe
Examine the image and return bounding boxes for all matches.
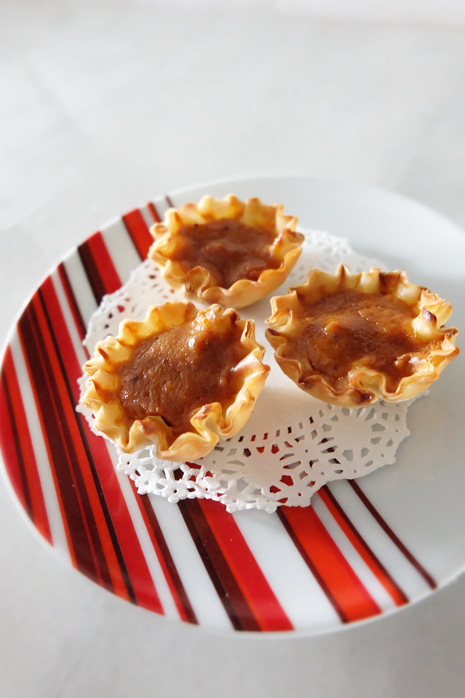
[77,240,106,304]
[324,485,409,604]
[349,480,436,590]
[143,495,198,625]
[58,263,87,340]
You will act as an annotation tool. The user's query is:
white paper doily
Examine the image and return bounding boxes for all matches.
[78,229,418,513]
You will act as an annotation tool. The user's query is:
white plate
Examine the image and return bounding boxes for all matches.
[0,175,464,635]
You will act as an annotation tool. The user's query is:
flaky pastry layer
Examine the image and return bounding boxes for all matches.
[148,194,304,308]
[266,265,459,407]
[81,301,270,460]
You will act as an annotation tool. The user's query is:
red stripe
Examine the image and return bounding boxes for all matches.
[78,232,122,304]
[0,346,52,543]
[17,299,77,564]
[320,487,408,606]
[85,232,122,293]
[198,499,293,631]
[0,357,27,512]
[39,275,164,612]
[16,286,143,606]
[80,424,164,613]
[122,209,154,260]
[68,232,199,614]
[39,279,133,599]
[20,294,111,583]
[279,505,382,623]
[178,498,259,631]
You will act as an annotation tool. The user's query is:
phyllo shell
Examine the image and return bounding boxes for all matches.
[148,194,304,308]
[265,265,459,407]
[81,301,270,460]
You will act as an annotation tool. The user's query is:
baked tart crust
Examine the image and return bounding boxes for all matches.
[81,301,270,460]
[148,194,304,308]
[266,265,459,407]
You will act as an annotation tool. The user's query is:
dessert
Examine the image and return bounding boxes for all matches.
[149,194,304,308]
[266,265,459,407]
[81,301,270,460]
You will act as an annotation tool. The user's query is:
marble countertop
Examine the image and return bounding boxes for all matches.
[1,2,465,696]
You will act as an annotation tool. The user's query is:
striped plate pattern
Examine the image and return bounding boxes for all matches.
[0,198,438,634]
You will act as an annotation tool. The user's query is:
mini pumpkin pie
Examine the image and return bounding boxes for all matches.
[265,265,459,407]
[148,194,304,308]
[81,301,270,460]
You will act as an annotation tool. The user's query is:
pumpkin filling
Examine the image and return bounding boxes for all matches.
[285,289,440,393]
[111,315,248,436]
[170,218,281,288]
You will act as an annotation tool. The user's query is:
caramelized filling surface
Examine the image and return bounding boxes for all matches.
[113,317,247,436]
[286,289,438,392]
[170,219,281,288]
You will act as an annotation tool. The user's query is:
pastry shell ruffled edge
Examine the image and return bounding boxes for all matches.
[148,194,305,309]
[80,301,270,460]
[265,265,459,407]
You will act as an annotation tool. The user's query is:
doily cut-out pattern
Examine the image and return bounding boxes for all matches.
[79,229,418,513]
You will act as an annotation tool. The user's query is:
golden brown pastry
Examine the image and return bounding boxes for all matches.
[81,301,270,460]
[148,195,304,308]
[266,265,459,407]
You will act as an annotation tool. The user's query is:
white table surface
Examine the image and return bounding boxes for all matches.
[2,2,465,696]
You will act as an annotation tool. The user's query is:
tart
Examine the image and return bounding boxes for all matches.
[148,194,304,308]
[265,265,459,407]
[81,301,270,460]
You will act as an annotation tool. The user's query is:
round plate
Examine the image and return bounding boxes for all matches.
[1,176,464,635]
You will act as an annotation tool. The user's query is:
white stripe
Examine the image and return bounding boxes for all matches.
[140,204,156,231]
[153,196,171,220]
[62,250,98,327]
[50,270,88,367]
[148,494,234,631]
[100,217,141,284]
[233,509,341,631]
[326,480,433,598]
[105,446,180,620]
[9,332,70,562]
[312,494,396,612]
